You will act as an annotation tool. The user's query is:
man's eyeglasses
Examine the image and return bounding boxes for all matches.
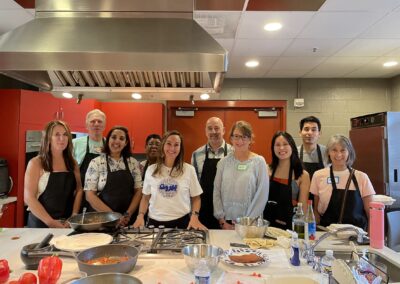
[231,134,250,141]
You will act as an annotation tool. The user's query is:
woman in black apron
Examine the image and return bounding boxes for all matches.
[133,130,207,230]
[85,126,143,226]
[264,132,310,230]
[310,135,375,230]
[25,120,83,228]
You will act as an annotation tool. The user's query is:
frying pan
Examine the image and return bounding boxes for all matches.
[76,244,140,276]
[68,212,122,232]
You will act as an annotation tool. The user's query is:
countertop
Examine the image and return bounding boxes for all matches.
[0,196,17,205]
[1,228,399,283]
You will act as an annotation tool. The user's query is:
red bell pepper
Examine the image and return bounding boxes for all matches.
[38,256,62,284]
[0,259,10,284]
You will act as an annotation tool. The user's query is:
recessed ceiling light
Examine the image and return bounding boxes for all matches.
[383,61,398,67]
[264,22,282,31]
[200,93,210,100]
[245,60,259,68]
[62,92,73,99]
[131,93,142,100]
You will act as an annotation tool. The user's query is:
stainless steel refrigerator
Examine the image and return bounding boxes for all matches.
[350,112,400,209]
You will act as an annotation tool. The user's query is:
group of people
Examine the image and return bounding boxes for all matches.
[24,109,375,231]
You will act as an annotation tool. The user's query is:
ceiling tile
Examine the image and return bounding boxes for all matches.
[0,10,33,35]
[345,57,400,77]
[304,57,376,77]
[232,38,293,56]
[194,11,241,39]
[283,38,351,56]
[335,39,400,56]
[247,0,326,12]
[236,11,314,39]
[298,11,385,38]
[265,69,309,78]
[361,12,400,39]
[225,56,277,78]
[271,56,327,70]
[320,0,400,12]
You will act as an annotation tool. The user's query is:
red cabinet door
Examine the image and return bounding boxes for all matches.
[20,91,60,125]
[59,98,100,130]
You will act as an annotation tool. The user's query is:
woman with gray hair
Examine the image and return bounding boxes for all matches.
[310,134,375,230]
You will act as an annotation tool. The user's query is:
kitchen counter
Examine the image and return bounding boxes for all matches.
[0,196,16,205]
[1,228,399,283]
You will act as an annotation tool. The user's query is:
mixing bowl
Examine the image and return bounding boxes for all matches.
[182,244,223,272]
[235,217,269,238]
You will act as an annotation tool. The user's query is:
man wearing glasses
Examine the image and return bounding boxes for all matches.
[191,117,233,229]
[140,134,162,180]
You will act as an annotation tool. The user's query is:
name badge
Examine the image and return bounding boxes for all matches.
[237,164,248,171]
[327,176,339,184]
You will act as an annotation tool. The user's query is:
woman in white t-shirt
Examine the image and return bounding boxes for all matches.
[133,130,207,230]
[310,134,375,230]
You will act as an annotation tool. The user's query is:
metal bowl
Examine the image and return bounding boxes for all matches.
[76,244,139,276]
[71,273,142,284]
[235,217,269,238]
[182,244,223,272]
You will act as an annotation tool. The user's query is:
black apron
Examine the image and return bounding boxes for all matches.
[199,144,227,229]
[28,171,76,228]
[98,156,136,223]
[320,167,368,230]
[80,136,104,186]
[263,168,294,230]
[300,144,324,179]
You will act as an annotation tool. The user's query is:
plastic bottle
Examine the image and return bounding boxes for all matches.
[292,203,305,239]
[320,250,336,277]
[290,231,301,266]
[194,259,211,284]
[369,202,384,249]
[305,200,316,240]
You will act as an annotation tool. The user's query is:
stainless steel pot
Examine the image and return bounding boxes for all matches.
[72,273,142,284]
[68,212,122,232]
[76,244,139,276]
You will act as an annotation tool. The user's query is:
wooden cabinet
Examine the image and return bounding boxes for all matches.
[101,102,164,153]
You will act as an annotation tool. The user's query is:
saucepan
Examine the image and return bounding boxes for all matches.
[67,212,122,232]
[71,273,142,284]
[75,244,140,276]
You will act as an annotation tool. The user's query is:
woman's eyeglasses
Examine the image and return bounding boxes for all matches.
[231,134,250,141]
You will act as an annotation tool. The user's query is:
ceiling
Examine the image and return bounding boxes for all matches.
[2,0,400,79]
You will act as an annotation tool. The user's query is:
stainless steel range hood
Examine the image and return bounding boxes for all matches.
[0,0,228,100]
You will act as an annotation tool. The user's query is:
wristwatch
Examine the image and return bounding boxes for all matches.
[191,211,200,216]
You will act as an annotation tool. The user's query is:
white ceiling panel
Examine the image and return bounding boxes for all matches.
[226,56,276,78]
[361,12,400,39]
[335,39,400,56]
[271,57,327,70]
[236,11,315,39]
[232,38,293,56]
[320,0,400,12]
[346,57,400,77]
[283,38,351,56]
[0,10,33,35]
[266,69,309,78]
[298,11,385,39]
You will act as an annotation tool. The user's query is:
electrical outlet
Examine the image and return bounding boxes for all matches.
[294,98,305,108]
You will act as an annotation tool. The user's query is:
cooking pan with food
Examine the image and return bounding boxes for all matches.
[76,244,140,276]
[68,212,122,232]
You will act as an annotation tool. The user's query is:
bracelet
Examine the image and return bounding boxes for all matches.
[190,211,199,216]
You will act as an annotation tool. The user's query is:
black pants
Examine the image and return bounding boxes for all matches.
[148,214,190,229]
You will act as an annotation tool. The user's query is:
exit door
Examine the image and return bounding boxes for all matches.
[167,101,286,164]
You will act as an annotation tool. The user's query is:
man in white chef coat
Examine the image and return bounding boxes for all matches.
[191,117,232,229]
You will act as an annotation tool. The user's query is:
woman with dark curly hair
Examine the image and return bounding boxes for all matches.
[84,126,143,226]
[24,120,83,228]
[264,131,310,230]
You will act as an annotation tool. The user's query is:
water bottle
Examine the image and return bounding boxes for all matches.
[305,200,316,240]
[369,202,384,249]
[320,250,335,277]
[292,203,305,239]
[194,259,211,284]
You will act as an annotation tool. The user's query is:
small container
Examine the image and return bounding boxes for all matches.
[321,250,335,277]
[369,202,385,249]
[290,231,300,266]
[194,259,210,284]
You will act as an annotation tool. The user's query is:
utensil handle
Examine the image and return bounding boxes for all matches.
[35,233,54,249]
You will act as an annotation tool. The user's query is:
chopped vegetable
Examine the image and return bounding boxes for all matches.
[84,256,130,265]
[0,259,10,284]
[38,256,62,284]
[19,272,37,284]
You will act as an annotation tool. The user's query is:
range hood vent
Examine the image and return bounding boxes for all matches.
[0,0,228,100]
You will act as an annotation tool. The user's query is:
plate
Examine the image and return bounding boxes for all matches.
[221,248,269,267]
[50,233,113,252]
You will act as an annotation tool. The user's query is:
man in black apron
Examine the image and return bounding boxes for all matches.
[298,116,327,199]
[72,109,106,211]
[192,117,232,229]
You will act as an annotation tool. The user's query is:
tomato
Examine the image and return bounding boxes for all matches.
[19,272,37,284]
[0,259,10,284]
[38,256,62,284]
[8,281,19,284]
